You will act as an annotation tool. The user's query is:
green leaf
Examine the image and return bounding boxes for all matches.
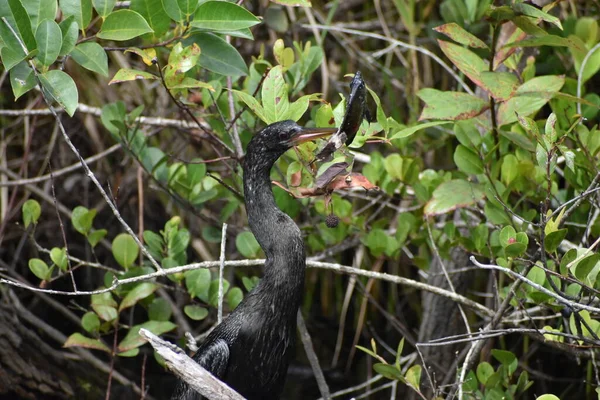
[384,154,403,180]
[187,160,206,186]
[390,121,452,140]
[286,93,320,122]
[22,198,41,228]
[405,365,421,389]
[144,230,164,255]
[235,231,260,258]
[177,0,198,17]
[7,0,36,52]
[513,3,562,30]
[454,145,483,175]
[140,147,168,182]
[64,333,111,352]
[535,395,560,400]
[59,0,92,32]
[168,77,214,90]
[433,23,488,48]
[72,206,96,235]
[227,287,243,308]
[208,279,230,308]
[34,19,61,65]
[92,0,116,18]
[168,229,190,257]
[501,154,518,185]
[188,32,248,76]
[191,1,260,31]
[117,320,176,352]
[499,226,517,248]
[10,61,35,99]
[373,363,404,381]
[233,89,267,122]
[437,40,487,85]
[491,349,517,375]
[363,228,388,257]
[184,305,209,320]
[50,247,68,270]
[28,258,50,280]
[109,68,158,84]
[417,89,488,120]
[92,304,117,322]
[545,113,558,144]
[118,348,139,357]
[130,0,170,38]
[185,268,211,301]
[496,75,565,126]
[261,65,290,123]
[161,0,184,22]
[504,35,586,53]
[38,70,79,116]
[112,233,139,269]
[476,362,494,385]
[70,42,108,76]
[148,297,172,321]
[22,0,58,30]
[478,71,520,101]
[81,311,100,333]
[424,179,485,216]
[90,293,119,321]
[545,229,567,253]
[58,15,78,56]
[119,282,158,311]
[1,46,26,71]
[97,9,153,41]
[87,229,107,248]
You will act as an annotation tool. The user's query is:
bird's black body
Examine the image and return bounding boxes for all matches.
[172,121,334,400]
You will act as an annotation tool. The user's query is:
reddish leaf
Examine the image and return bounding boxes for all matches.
[290,169,302,187]
[64,333,111,353]
[493,23,527,70]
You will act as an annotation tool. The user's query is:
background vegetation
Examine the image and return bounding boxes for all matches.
[1,0,600,399]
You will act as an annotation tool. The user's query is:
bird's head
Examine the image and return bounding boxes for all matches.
[248,120,337,159]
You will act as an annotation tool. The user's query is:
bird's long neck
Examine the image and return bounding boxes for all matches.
[243,149,306,305]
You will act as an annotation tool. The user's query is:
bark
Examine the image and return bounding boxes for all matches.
[417,246,471,397]
[0,302,106,400]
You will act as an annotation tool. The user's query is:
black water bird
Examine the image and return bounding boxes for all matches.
[172,121,336,400]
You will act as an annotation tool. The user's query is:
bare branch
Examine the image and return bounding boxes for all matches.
[139,328,245,400]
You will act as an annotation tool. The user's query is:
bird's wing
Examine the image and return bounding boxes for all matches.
[196,338,230,379]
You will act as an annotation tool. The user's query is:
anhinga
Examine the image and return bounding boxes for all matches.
[172,121,336,400]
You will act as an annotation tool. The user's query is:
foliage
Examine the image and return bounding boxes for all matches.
[2,0,600,399]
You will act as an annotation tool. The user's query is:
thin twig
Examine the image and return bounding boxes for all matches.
[301,24,474,95]
[297,311,330,399]
[0,258,495,316]
[471,256,600,314]
[218,223,228,324]
[576,42,600,115]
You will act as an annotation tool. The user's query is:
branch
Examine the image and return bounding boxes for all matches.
[0,259,494,317]
[301,24,474,96]
[138,329,245,400]
[471,256,600,314]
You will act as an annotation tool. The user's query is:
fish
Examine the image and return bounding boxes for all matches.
[315,72,368,162]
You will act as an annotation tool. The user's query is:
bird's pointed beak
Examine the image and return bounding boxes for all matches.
[290,127,337,144]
